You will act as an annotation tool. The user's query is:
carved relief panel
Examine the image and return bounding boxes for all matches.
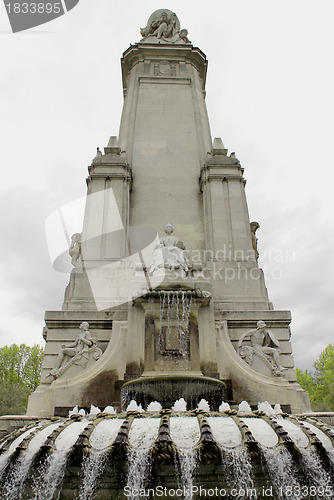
[153,61,177,76]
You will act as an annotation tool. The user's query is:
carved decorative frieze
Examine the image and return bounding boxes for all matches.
[154,61,176,77]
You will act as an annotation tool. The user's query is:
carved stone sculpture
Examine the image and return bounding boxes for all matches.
[49,322,102,378]
[179,29,191,44]
[250,221,260,261]
[69,232,82,267]
[140,10,191,45]
[149,223,189,275]
[238,320,287,377]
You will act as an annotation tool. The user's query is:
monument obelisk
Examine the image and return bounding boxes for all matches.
[27,9,310,417]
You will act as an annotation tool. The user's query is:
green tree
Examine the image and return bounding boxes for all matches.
[312,344,334,411]
[0,344,44,415]
[297,343,334,411]
[296,368,316,400]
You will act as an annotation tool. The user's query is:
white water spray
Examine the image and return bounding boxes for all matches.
[126,418,160,500]
[170,417,200,500]
[33,419,88,500]
[79,418,124,500]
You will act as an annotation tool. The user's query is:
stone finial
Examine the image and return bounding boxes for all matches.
[104,136,121,155]
[212,137,227,156]
[140,10,191,45]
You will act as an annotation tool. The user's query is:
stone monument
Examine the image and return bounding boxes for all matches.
[27,9,310,417]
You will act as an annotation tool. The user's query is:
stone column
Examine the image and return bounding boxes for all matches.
[200,140,271,310]
[62,139,132,310]
[118,43,211,251]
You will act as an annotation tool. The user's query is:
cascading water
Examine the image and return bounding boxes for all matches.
[0,404,333,498]
[301,419,334,469]
[241,416,306,499]
[1,421,63,500]
[33,419,89,499]
[126,417,160,499]
[79,418,124,500]
[122,288,225,410]
[271,416,333,497]
[298,448,332,496]
[159,290,192,360]
[208,416,256,495]
[170,416,200,499]
[299,420,334,454]
[261,447,302,500]
[296,419,333,496]
[0,422,45,481]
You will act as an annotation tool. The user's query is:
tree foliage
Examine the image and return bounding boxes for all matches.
[0,344,44,415]
[297,344,334,411]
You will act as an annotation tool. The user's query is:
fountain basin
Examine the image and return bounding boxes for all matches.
[1,412,333,498]
[121,374,226,410]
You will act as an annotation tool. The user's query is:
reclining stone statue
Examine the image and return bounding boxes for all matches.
[49,321,102,378]
[140,10,191,44]
[238,320,287,377]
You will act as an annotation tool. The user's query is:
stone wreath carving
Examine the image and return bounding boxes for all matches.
[49,321,102,379]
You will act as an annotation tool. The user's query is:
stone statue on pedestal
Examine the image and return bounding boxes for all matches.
[238,320,287,377]
[69,232,82,268]
[250,222,260,261]
[149,223,189,275]
[49,322,101,378]
[140,10,191,44]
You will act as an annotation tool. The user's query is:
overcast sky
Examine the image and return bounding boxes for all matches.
[1,0,333,371]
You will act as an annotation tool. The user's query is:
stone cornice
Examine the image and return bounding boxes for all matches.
[214,309,292,327]
[121,43,208,90]
[87,163,132,187]
[199,163,246,191]
[44,310,114,329]
[138,76,191,85]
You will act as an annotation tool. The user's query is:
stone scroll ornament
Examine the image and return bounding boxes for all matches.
[140,10,191,44]
[238,320,288,377]
[49,322,102,379]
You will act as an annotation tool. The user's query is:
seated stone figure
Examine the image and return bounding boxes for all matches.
[140,10,190,45]
[141,11,176,39]
[49,321,101,378]
[238,320,287,377]
[149,223,189,275]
